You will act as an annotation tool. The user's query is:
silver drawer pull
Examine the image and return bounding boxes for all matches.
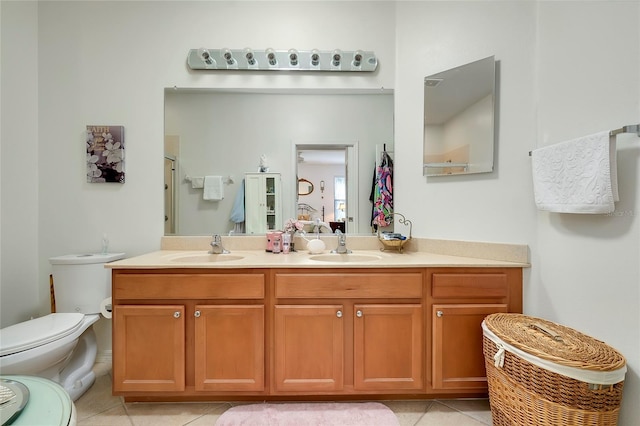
[436,310,443,318]
[194,310,201,318]
[356,310,363,318]
[336,310,343,318]
[174,311,181,319]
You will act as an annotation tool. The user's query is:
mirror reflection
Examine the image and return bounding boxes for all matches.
[164,89,394,235]
[297,178,314,196]
[423,56,496,176]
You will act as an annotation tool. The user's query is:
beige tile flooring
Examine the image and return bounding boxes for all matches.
[75,363,493,426]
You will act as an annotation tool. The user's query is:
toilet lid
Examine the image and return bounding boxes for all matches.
[0,313,85,357]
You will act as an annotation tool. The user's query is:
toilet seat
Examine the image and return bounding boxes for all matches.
[0,313,85,357]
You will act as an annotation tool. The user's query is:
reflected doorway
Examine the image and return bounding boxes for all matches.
[294,143,358,233]
[164,155,176,234]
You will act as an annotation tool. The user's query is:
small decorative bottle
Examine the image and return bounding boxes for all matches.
[282,233,291,254]
[272,235,281,253]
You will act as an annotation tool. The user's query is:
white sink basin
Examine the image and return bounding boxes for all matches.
[309,254,382,263]
[169,253,245,263]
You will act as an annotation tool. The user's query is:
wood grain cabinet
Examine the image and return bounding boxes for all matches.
[110,265,523,401]
[112,271,265,396]
[113,304,186,392]
[272,270,424,394]
[427,268,522,395]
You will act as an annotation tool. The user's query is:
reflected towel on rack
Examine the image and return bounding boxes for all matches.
[203,176,224,201]
[190,176,204,189]
[531,131,618,213]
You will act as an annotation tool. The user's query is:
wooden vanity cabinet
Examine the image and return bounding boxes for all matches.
[110,265,523,400]
[272,270,424,395]
[426,268,522,395]
[112,270,266,396]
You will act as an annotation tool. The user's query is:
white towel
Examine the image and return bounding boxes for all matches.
[532,131,618,214]
[203,176,224,201]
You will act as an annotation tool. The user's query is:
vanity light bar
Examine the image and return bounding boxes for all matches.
[187,48,378,72]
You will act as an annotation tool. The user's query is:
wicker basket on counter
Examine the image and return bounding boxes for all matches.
[482,313,626,426]
[377,213,412,253]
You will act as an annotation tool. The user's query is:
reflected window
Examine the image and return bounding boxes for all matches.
[334,176,346,221]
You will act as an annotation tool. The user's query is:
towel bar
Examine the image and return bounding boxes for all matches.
[529,123,639,156]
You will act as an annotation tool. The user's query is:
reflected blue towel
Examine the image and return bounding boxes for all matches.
[230,179,245,223]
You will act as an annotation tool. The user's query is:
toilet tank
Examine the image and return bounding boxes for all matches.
[49,253,125,314]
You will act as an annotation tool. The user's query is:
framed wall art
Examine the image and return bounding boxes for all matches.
[86,125,125,183]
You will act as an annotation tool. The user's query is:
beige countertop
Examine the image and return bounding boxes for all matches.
[106,236,529,269]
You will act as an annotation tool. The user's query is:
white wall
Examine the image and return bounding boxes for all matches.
[534,3,639,424]
[396,2,638,424]
[1,2,638,423]
[0,1,41,327]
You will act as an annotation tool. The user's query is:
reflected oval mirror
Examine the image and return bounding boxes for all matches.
[297,178,314,196]
[423,56,496,176]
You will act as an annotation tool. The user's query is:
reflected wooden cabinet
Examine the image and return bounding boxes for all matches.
[245,173,281,234]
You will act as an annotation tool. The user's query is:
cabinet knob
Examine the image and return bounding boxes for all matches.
[336,310,343,318]
[356,310,363,318]
[194,310,201,318]
[436,310,443,318]
[174,311,181,318]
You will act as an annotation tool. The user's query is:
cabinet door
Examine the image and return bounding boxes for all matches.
[432,304,507,391]
[274,305,344,392]
[194,305,264,391]
[113,305,185,392]
[244,174,266,234]
[353,304,423,391]
[245,173,281,234]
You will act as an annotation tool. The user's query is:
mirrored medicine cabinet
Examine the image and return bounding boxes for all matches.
[423,56,496,177]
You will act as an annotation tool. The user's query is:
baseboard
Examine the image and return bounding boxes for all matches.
[96,350,112,364]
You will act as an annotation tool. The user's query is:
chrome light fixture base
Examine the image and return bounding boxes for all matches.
[188,48,378,72]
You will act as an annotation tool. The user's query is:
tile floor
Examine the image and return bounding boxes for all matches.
[75,363,493,426]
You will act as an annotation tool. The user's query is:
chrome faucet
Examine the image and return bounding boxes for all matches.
[331,230,352,254]
[209,234,229,254]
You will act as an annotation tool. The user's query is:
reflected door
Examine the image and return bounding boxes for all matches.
[164,157,175,234]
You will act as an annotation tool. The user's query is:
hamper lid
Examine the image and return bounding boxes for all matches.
[484,313,626,372]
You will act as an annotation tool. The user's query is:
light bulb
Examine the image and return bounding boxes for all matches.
[352,50,363,67]
[332,49,342,67]
[244,48,256,66]
[310,49,320,67]
[197,48,215,66]
[266,48,277,66]
[288,49,299,66]
[221,48,235,65]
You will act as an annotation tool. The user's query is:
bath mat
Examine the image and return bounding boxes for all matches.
[215,402,399,426]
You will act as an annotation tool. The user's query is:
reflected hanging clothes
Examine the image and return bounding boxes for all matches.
[372,152,393,227]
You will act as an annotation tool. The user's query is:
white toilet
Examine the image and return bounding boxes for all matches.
[0,252,124,401]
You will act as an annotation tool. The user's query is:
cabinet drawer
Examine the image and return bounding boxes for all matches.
[275,273,422,299]
[431,273,507,299]
[113,273,265,300]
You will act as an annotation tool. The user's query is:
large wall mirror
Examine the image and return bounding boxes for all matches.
[423,56,496,176]
[164,88,394,236]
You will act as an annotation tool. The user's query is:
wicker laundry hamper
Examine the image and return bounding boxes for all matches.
[482,313,626,426]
